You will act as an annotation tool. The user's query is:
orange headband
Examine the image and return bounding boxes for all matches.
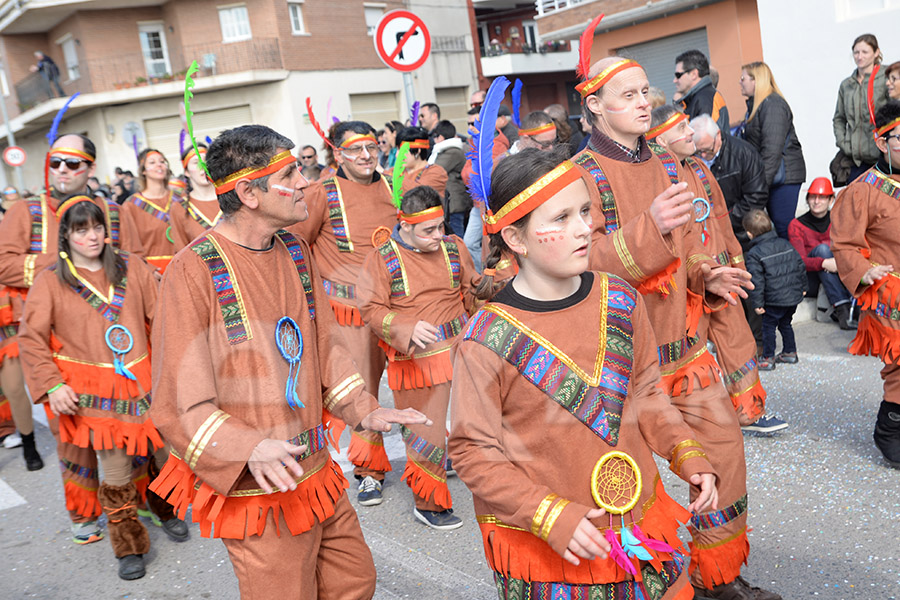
[214,150,295,195]
[646,112,688,140]
[483,161,581,233]
[519,123,556,137]
[57,195,95,220]
[169,179,186,189]
[575,59,641,98]
[182,147,207,168]
[50,147,95,162]
[340,134,377,148]
[408,139,430,149]
[875,116,900,138]
[399,205,444,224]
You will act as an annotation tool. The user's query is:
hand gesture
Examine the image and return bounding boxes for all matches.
[247,439,307,494]
[862,264,894,285]
[821,257,838,273]
[649,182,693,235]
[48,384,79,416]
[563,508,611,565]
[701,264,753,305]
[754,307,765,315]
[410,320,439,350]
[361,407,433,433]
[687,473,718,514]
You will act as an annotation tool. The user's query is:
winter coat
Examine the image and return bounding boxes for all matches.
[708,133,768,246]
[745,230,808,309]
[430,137,469,214]
[743,94,806,188]
[787,216,832,272]
[678,76,730,132]
[833,67,889,167]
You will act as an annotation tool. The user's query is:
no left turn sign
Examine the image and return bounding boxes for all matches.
[3,146,26,167]
[373,10,431,73]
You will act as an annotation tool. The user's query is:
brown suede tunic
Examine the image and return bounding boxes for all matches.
[168,196,222,251]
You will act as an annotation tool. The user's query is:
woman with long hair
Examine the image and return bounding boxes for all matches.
[834,34,889,182]
[18,196,188,580]
[886,61,900,102]
[382,120,404,169]
[741,61,806,239]
[168,143,221,250]
[121,149,181,273]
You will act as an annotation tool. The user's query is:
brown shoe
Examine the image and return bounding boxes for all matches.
[693,576,782,600]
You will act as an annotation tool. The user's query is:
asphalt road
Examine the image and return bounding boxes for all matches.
[1,319,898,600]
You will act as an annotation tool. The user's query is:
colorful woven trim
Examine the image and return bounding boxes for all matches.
[407,138,429,149]
[691,494,748,531]
[519,123,556,137]
[129,192,173,224]
[875,115,900,138]
[648,142,680,186]
[658,335,701,367]
[463,274,635,445]
[442,237,461,289]
[493,552,685,599]
[483,161,581,234]
[60,255,128,323]
[184,200,222,229]
[51,147,95,162]
[60,457,98,481]
[182,147,207,168]
[575,58,641,97]
[77,393,150,417]
[103,199,121,248]
[399,205,443,224]
[275,230,316,321]
[873,300,900,321]
[56,195,94,220]
[685,157,712,199]
[646,111,688,141]
[863,169,900,200]
[190,236,253,345]
[378,239,410,298]
[26,199,47,253]
[213,150,295,195]
[340,134,377,148]
[0,324,18,343]
[575,152,620,232]
[285,423,328,462]
[322,278,356,300]
[400,425,447,470]
[322,178,354,253]
[434,314,468,343]
[725,358,756,385]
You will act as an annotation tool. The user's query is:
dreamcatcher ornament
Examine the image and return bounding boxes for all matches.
[105,324,137,381]
[693,196,712,246]
[275,317,304,410]
[590,451,674,575]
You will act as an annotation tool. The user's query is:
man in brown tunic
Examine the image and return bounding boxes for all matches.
[150,124,429,598]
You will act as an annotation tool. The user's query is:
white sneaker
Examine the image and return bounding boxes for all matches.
[357,476,383,506]
[2,432,22,449]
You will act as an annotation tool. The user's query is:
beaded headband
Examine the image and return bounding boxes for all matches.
[518,123,556,137]
[875,116,900,138]
[340,134,377,148]
[408,139,429,149]
[576,58,642,98]
[400,205,444,224]
[213,150,295,195]
[182,147,207,168]
[483,161,581,233]
[646,112,688,140]
[57,195,95,220]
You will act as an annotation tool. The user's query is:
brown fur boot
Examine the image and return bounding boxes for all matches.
[146,456,189,541]
[99,481,150,579]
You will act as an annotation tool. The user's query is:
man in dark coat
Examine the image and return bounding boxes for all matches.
[31,51,64,98]
[429,120,468,237]
[675,49,730,133]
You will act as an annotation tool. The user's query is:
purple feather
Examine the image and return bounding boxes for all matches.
[46,92,80,145]
[632,525,674,553]
[332,116,340,124]
[511,79,523,127]
[604,529,637,575]
[410,101,420,127]
[132,135,139,162]
[179,129,186,157]
[465,76,511,212]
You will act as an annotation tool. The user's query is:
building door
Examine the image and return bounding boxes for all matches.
[138,22,172,79]
[616,28,710,106]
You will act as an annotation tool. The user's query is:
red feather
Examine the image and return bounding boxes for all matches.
[576,14,605,79]
[306,97,336,150]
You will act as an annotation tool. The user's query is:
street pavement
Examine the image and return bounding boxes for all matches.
[1,318,898,599]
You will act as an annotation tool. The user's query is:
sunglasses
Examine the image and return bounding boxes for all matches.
[49,157,90,170]
[674,71,686,79]
[300,154,316,159]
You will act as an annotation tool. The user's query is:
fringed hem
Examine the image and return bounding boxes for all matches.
[480,479,687,584]
[402,460,451,510]
[685,289,710,338]
[55,355,152,400]
[0,340,19,365]
[329,297,364,327]
[0,304,13,326]
[636,258,681,297]
[58,414,164,456]
[146,257,172,274]
[0,399,11,421]
[858,274,900,311]
[729,379,766,423]
[848,314,900,362]
[322,409,347,451]
[149,453,349,539]
[64,480,102,519]
[660,349,721,397]
[347,431,393,473]
[379,340,454,390]
[688,529,750,589]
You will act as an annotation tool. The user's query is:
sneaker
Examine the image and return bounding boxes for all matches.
[357,476,383,506]
[693,575,782,600]
[757,356,775,371]
[2,432,22,449]
[71,520,104,545]
[742,415,789,434]
[414,507,463,530]
[774,352,798,364]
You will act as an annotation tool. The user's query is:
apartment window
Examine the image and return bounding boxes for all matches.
[288,1,306,35]
[138,22,172,78]
[57,35,79,81]
[364,4,385,36]
[219,4,252,42]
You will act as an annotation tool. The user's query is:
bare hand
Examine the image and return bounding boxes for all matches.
[821,257,838,273]
[701,263,753,305]
[687,473,719,514]
[862,264,894,285]
[361,407,433,433]
[649,182,693,235]
[410,320,440,350]
[563,508,610,565]
[247,439,307,494]
[48,385,79,416]
[754,307,765,315]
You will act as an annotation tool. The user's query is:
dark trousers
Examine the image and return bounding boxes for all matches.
[848,162,874,184]
[742,294,762,351]
[447,211,466,238]
[762,304,797,358]
[768,183,801,240]
[807,243,851,306]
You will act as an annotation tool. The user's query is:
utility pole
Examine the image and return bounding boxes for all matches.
[0,73,26,190]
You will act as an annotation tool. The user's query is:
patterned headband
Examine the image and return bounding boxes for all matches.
[340,134,377,148]
[483,161,581,233]
[182,147,207,168]
[50,147,95,162]
[576,59,642,98]
[519,123,556,137]
[57,195,95,220]
[646,112,688,140]
[875,116,900,138]
[213,150,295,195]
[407,139,430,149]
[400,205,444,224]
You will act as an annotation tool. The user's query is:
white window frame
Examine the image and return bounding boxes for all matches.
[218,4,252,43]
[364,3,386,36]
[55,34,80,82]
[288,1,308,36]
[138,21,173,78]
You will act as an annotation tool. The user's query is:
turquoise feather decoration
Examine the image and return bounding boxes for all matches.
[620,526,653,561]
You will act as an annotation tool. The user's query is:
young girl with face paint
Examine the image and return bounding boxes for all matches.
[17,195,188,581]
[168,143,223,250]
[357,184,480,530]
[121,148,181,273]
[449,148,718,600]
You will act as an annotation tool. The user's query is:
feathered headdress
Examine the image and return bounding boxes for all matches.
[576,14,605,79]
[465,76,511,213]
[306,97,336,151]
[511,79,523,128]
[44,92,82,196]
[410,101,420,128]
[575,14,640,98]
[184,61,212,180]
[391,142,411,210]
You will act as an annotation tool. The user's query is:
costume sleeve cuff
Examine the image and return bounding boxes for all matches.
[541,498,592,557]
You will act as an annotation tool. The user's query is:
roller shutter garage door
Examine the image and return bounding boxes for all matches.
[349,92,400,129]
[435,86,468,136]
[616,28,710,107]
[144,104,253,169]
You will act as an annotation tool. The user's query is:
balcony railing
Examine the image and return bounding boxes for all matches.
[14,37,283,113]
[481,39,571,57]
[535,0,592,16]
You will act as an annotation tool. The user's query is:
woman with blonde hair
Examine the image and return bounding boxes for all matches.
[740,61,806,239]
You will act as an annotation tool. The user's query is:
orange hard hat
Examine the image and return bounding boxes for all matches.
[807,177,834,197]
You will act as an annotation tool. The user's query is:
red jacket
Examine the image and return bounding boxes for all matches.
[787,217,831,272]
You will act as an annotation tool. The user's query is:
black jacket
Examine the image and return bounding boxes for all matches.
[708,133,768,247]
[743,94,806,187]
[745,230,808,308]
[678,76,730,133]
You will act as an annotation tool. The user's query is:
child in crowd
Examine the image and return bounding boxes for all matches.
[743,209,808,370]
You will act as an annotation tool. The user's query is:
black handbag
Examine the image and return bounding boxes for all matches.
[830,149,854,188]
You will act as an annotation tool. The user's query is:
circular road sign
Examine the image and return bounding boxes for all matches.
[3,146,26,167]
[373,10,431,73]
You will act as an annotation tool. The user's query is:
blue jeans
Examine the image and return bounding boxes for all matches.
[762,304,797,358]
[463,206,483,271]
[447,211,466,238]
[807,243,851,307]
[768,183,801,240]
[848,162,873,184]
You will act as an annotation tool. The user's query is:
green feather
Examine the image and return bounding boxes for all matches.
[184,61,212,181]
[392,142,411,210]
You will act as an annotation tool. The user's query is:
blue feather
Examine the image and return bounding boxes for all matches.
[620,527,654,561]
[511,79,523,127]
[46,92,80,145]
[205,135,213,145]
[410,101,420,127]
[465,76,511,212]
[179,129,186,157]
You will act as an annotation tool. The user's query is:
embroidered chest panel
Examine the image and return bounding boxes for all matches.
[185,200,221,229]
[104,200,121,248]
[863,169,900,200]
[322,178,353,253]
[26,200,46,253]
[130,193,175,224]
[684,157,712,200]
[377,237,461,298]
